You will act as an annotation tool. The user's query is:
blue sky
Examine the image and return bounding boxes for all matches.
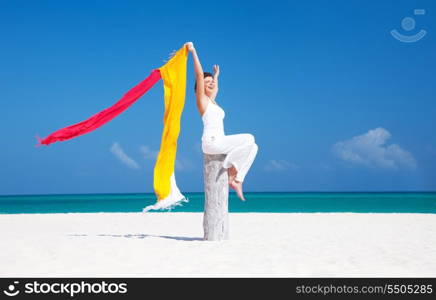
[1,0,435,195]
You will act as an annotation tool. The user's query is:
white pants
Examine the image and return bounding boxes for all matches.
[202,133,258,182]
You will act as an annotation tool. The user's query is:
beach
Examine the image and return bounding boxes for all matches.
[1,212,435,277]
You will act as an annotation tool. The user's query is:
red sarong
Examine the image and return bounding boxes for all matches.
[37,69,161,146]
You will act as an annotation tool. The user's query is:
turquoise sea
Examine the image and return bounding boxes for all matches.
[0,192,435,214]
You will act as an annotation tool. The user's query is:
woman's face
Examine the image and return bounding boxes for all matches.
[204,76,215,95]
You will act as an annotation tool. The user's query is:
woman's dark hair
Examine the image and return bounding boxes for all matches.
[194,72,214,92]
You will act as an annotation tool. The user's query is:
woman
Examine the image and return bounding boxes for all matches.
[185,42,258,201]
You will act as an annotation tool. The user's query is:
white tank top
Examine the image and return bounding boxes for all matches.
[201,98,225,142]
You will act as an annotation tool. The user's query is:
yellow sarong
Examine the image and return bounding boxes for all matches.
[144,45,189,211]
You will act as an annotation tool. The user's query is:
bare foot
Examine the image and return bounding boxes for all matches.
[229,179,245,201]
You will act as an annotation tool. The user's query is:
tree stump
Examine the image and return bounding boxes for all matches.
[203,153,229,241]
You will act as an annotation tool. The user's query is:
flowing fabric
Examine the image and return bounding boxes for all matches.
[37,45,189,211]
[37,69,161,146]
[143,45,189,211]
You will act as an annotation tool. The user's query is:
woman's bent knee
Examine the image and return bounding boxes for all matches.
[244,134,255,145]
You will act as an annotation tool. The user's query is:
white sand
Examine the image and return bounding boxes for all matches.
[1,212,435,277]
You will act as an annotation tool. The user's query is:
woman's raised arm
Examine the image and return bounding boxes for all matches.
[209,64,220,101]
[185,42,205,101]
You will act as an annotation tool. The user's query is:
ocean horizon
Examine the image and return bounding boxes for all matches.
[1,192,435,214]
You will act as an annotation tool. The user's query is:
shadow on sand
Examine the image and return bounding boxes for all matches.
[67,233,203,242]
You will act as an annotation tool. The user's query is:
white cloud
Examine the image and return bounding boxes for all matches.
[110,142,140,170]
[139,145,159,160]
[264,159,299,171]
[332,127,417,170]
[140,145,195,171]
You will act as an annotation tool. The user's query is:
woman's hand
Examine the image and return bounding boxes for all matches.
[213,64,220,78]
[185,42,195,53]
